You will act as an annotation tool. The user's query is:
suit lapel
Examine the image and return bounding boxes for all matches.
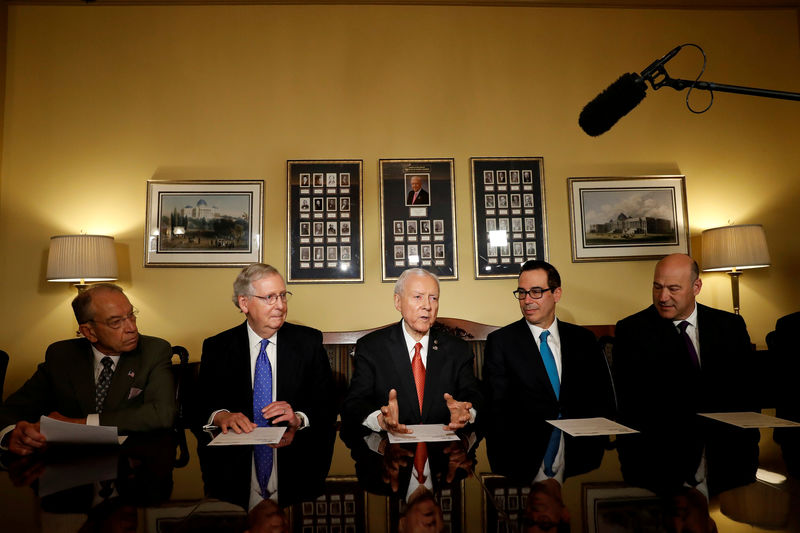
[421,329,443,421]
[388,322,420,422]
[71,340,98,414]
[276,325,296,400]
[515,319,558,402]
[105,344,142,412]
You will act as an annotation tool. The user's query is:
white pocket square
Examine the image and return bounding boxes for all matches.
[128,387,143,400]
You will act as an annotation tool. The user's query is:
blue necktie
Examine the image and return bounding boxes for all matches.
[543,427,562,477]
[253,338,273,497]
[539,330,560,400]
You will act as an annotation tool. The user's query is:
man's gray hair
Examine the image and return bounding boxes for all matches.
[232,263,282,309]
[71,283,125,324]
[393,268,439,296]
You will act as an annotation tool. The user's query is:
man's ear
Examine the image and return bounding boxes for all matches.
[394,293,402,313]
[79,323,98,343]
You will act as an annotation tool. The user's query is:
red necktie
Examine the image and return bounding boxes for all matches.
[412,191,419,204]
[412,342,425,413]
[414,442,428,483]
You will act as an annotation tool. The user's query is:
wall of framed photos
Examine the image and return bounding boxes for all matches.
[2,4,799,393]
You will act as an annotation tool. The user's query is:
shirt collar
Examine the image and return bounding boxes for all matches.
[400,321,430,355]
[673,303,699,328]
[246,321,278,348]
[91,345,120,366]
[526,317,561,344]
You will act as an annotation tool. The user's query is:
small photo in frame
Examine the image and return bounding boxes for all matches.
[340,173,350,187]
[483,170,495,185]
[340,221,351,236]
[497,170,507,184]
[326,173,338,188]
[300,222,310,236]
[394,245,405,260]
[509,170,520,185]
[393,220,405,235]
[340,197,351,212]
[406,220,418,234]
[567,175,689,262]
[420,220,431,234]
[313,173,324,188]
[313,221,324,237]
[404,173,431,206]
[433,220,444,234]
[300,173,311,187]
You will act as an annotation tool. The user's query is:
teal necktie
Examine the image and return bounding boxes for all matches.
[539,330,560,400]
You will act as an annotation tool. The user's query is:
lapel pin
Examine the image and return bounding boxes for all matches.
[128,370,135,378]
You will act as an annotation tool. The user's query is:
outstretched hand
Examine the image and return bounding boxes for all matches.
[443,393,472,430]
[378,389,412,435]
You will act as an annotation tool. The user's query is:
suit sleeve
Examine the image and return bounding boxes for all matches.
[0,360,57,428]
[341,337,381,429]
[481,330,512,433]
[611,318,641,425]
[451,339,484,422]
[99,338,176,433]
[293,329,337,430]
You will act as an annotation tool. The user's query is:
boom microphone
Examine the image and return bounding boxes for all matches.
[578,72,647,136]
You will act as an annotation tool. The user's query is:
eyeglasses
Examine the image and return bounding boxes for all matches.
[250,292,292,305]
[90,309,139,329]
[513,287,556,300]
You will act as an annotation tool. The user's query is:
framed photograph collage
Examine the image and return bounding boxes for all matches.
[287,160,364,283]
[379,159,458,281]
[470,158,548,278]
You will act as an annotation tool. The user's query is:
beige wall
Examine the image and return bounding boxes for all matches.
[1,4,799,392]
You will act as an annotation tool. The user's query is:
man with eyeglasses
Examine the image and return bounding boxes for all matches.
[199,263,335,436]
[0,283,176,456]
[482,260,614,476]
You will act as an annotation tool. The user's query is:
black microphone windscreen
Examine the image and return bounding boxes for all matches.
[579,73,647,136]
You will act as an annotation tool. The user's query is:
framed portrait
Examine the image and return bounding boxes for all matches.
[567,176,689,262]
[144,180,263,267]
[287,160,364,282]
[582,483,660,533]
[380,159,458,281]
[470,157,548,278]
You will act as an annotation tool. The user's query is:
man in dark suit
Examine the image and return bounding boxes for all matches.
[0,283,176,456]
[198,263,336,435]
[613,253,755,430]
[482,260,614,473]
[406,175,430,206]
[341,268,482,434]
[483,260,614,423]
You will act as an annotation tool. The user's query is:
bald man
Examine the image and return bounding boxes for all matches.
[612,253,756,429]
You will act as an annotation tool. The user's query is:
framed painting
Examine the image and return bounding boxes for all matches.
[470,157,548,278]
[144,180,263,267]
[568,176,689,262]
[379,159,458,281]
[287,160,364,283]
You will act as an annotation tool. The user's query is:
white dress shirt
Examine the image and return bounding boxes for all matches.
[673,303,701,366]
[526,317,563,381]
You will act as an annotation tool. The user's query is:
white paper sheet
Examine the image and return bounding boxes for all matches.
[698,411,800,428]
[386,424,460,443]
[546,417,638,437]
[208,426,287,446]
[39,416,125,445]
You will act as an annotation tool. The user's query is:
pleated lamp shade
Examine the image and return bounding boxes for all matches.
[46,234,118,283]
[701,224,770,272]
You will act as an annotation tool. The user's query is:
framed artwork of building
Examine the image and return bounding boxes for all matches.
[567,176,689,262]
[144,180,263,267]
[470,157,548,279]
[379,158,458,281]
[287,160,364,282]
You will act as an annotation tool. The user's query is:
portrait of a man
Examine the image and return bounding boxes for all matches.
[300,173,310,187]
[405,174,430,206]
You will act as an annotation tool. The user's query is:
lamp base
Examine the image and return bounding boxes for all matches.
[727,271,742,315]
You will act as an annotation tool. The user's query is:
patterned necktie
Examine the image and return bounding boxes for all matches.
[253,338,273,497]
[412,342,425,413]
[95,357,114,413]
[677,321,700,369]
[539,331,560,400]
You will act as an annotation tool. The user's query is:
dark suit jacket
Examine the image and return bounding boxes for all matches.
[198,321,336,430]
[406,188,429,205]
[483,318,615,424]
[341,322,483,430]
[613,304,754,430]
[0,336,175,433]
